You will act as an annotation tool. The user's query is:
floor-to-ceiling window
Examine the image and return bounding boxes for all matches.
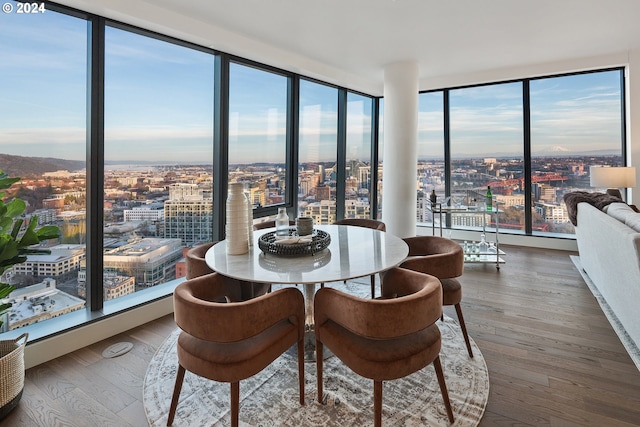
[0,4,88,331]
[298,79,338,224]
[411,68,624,237]
[376,99,384,220]
[344,93,373,219]
[228,62,290,211]
[449,82,524,232]
[530,70,624,235]
[103,25,216,298]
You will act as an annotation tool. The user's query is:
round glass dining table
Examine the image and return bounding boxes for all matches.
[205,224,409,359]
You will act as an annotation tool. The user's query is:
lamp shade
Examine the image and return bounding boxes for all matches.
[589,166,636,189]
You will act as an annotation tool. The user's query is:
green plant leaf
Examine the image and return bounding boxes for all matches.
[0,214,12,234]
[10,218,23,239]
[0,256,27,270]
[5,198,26,219]
[0,174,20,191]
[18,227,41,248]
[0,283,15,298]
[0,236,18,262]
[0,281,14,327]
[20,248,53,255]
[36,225,61,240]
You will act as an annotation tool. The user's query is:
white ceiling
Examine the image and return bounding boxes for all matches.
[56,0,640,94]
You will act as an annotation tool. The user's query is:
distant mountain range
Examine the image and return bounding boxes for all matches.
[0,154,85,178]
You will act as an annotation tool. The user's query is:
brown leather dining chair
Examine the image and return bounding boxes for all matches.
[186,241,218,279]
[400,235,474,358]
[167,272,306,427]
[334,218,387,298]
[252,219,295,230]
[314,266,455,426]
[186,241,270,299]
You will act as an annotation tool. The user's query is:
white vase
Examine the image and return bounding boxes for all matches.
[245,191,254,246]
[226,183,248,255]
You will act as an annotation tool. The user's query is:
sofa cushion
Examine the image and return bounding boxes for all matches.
[606,203,637,223]
[625,213,640,232]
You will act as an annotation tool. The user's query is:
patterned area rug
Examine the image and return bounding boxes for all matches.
[143,282,489,426]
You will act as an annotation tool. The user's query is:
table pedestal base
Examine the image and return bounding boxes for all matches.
[283,283,333,362]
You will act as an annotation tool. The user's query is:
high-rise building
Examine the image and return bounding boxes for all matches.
[316,185,332,201]
[535,202,569,224]
[164,183,213,246]
[2,279,85,331]
[344,199,370,219]
[6,244,86,285]
[124,204,164,221]
[103,237,183,288]
[303,200,336,225]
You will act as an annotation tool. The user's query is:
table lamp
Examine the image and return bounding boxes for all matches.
[589,166,637,199]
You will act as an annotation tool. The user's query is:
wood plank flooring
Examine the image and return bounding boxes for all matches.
[1,245,639,426]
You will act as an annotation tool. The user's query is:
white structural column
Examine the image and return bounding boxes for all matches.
[382,61,419,237]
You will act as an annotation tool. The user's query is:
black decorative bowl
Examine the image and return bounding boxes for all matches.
[258,228,331,256]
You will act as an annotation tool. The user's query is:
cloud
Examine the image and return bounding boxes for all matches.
[0,127,85,145]
[105,126,213,141]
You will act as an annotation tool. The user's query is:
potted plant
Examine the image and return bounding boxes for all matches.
[0,170,60,419]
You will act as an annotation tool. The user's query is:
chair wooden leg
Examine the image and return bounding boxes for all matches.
[374,380,383,427]
[316,340,324,404]
[370,274,376,298]
[231,382,240,427]
[298,337,305,405]
[433,356,455,424]
[455,303,474,358]
[167,364,185,426]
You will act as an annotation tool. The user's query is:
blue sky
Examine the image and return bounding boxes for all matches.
[0,4,624,165]
[418,72,623,159]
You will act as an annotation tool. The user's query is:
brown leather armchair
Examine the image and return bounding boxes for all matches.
[186,241,270,299]
[400,235,473,357]
[314,266,455,426]
[186,241,217,280]
[334,218,386,232]
[334,218,387,297]
[252,219,295,230]
[167,273,306,427]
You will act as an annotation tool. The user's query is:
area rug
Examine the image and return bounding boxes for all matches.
[570,256,640,371]
[143,282,489,426]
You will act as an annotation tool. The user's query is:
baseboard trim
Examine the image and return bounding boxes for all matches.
[23,296,174,369]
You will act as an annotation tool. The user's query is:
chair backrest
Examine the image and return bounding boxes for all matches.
[253,219,295,230]
[186,241,217,279]
[315,267,441,339]
[401,236,463,278]
[174,272,303,343]
[334,218,386,231]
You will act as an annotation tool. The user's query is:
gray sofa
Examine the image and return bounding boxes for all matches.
[575,202,640,353]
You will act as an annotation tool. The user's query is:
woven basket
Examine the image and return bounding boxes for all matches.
[0,333,28,420]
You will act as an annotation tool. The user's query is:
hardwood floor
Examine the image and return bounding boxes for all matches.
[2,245,639,426]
